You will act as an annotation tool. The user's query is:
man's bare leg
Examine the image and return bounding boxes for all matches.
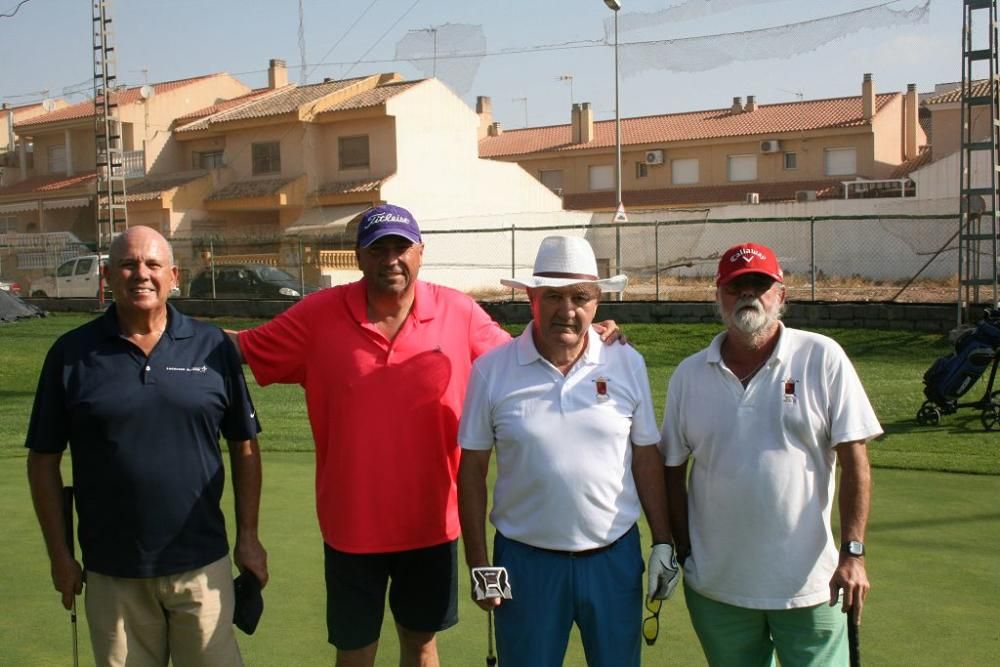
[335,641,378,667]
[397,624,439,667]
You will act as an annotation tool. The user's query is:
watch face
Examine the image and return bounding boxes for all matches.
[846,541,865,556]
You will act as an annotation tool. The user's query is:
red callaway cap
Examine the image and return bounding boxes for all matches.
[716,243,784,286]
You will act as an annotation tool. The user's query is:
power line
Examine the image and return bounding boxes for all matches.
[0,0,33,19]
[342,0,424,79]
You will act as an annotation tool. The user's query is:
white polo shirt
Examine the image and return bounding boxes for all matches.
[660,324,882,609]
[459,325,660,551]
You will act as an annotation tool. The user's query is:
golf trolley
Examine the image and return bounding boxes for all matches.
[916,309,1000,431]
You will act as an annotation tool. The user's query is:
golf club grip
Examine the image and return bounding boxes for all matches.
[847,606,861,667]
[62,486,74,559]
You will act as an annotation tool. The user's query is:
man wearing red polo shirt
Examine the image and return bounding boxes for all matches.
[234,204,617,667]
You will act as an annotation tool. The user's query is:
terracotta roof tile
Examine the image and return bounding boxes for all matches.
[562,180,843,210]
[890,147,932,178]
[314,177,389,196]
[480,94,898,158]
[14,75,219,129]
[924,80,990,105]
[319,80,423,112]
[176,88,277,122]
[176,78,372,132]
[206,177,296,201]
[0,172,95,197]
[125,170,209,201]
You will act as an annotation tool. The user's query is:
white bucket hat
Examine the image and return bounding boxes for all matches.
[500,235,628,292]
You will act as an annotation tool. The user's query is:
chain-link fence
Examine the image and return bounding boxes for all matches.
[6,213,967,303]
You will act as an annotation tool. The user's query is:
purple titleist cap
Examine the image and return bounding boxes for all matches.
[356,204,422,248]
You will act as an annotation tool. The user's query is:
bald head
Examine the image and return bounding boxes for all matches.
[104,226,178,315]
[109,226,174,267]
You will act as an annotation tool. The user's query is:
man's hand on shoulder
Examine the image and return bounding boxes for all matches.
[593,320,628,345]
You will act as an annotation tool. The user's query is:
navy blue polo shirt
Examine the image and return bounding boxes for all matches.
[26,303,260,578]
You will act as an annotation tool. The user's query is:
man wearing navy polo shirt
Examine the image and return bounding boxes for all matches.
[26,226,267,666]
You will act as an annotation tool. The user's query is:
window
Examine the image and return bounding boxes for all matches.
[727,154,757,182]
[824,148,857,176]
[784,152,798,170]
[539,169,564,192]
[252,142,281,175]
[75,257,94,276]
[588,165,615,191]
[635,162,649,179]
[671,158,699,185]
[193,150,224,170]
[56,260,75,278]
[0,216,18,233]
[48,145,66,173]
[338,135,370,169]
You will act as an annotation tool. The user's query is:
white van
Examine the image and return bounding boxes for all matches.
[30,255,105,298]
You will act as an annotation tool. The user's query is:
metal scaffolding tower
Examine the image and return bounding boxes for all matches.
[92,0,127,266]
[958,0,1000,324]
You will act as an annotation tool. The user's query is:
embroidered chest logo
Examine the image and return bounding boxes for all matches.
[783,378,798,403]
[164,365,209,374]
[594,376,610,403]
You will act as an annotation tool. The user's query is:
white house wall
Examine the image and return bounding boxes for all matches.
[383,79,591,290]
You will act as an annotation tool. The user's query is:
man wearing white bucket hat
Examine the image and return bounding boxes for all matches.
[458,235,677,666]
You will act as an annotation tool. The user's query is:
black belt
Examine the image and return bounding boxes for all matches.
[517,525,633,559]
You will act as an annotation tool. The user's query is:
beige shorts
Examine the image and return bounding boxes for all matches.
[85,555,243,667]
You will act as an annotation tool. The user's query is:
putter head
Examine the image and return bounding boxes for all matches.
[471,566,512,601]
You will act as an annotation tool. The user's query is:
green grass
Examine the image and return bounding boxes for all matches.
[2,314,999,665]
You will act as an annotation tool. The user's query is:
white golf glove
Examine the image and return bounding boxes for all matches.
[647,543,680,600]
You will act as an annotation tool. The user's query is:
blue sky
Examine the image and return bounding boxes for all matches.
[0,0,960,129]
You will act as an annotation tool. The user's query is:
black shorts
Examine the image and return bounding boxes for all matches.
[323,539,459,650]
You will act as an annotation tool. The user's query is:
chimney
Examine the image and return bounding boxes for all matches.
[268,59,288,89]
[745,95,757,112]
[571,103,582,144]
[579,102,594,143]
[488,122,503,137]
[904,83,918,160]
[476,96,493,140]
[862,73,874,121]
[731,96,744,114]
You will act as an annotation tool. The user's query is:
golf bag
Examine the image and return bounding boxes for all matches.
[923,314,1000,405]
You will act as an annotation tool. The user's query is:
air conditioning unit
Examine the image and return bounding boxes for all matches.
[760,139,781,154]
[644,149,665,165]
[745,192,760,204]
[795,190,818,202]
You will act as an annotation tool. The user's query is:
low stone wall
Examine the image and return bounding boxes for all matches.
[481,301,958,334]
[24,297,958,333]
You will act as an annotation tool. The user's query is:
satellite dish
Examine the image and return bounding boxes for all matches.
[139,85,155,100]
[41,98,56,112]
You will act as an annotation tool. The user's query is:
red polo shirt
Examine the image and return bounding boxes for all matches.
[239,279,510,553]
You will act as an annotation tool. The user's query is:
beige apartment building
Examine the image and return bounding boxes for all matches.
[0,73,250,240]
[0,60,581,291]
[478,73,926,210]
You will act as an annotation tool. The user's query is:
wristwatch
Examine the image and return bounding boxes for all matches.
[841,540,865,557]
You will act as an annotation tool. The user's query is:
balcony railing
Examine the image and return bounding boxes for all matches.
[119,150,146,178]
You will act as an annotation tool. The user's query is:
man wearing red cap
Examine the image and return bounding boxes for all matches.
[659,242,882,666]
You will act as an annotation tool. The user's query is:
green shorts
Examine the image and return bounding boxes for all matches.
[684,583,849,667]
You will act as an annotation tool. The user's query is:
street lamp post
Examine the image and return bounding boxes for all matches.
[604,0,623,222]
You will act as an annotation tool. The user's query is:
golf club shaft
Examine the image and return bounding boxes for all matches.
[847,605,860,667]
[63,486,79,667]
[486,610,496,667]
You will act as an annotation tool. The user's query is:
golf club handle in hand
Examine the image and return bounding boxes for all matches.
[847,605,861,667]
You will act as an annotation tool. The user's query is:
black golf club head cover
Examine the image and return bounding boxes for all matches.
[233,570,264,635]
